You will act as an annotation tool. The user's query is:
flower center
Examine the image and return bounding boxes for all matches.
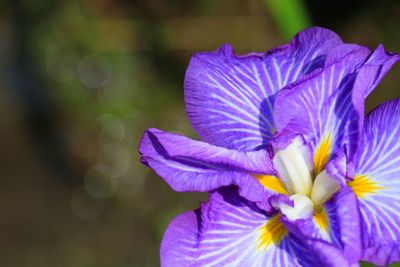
[273,137,340,218]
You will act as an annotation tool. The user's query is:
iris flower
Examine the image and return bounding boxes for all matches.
[139,27,400,267]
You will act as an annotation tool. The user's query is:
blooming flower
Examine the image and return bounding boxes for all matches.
[139,27,400,266]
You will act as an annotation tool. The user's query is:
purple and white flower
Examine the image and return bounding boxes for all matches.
[139,27,400,267]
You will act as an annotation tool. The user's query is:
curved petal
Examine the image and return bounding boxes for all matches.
[325,150,347,186]
[304,239,355,267]
[361,45,400,97]
[350,99,400,265]
[139,128,276,210]
[274,44,398,170]
[324,187,362,263]
[274,44,370,133]
[161,187,351,267]
[363,243,400,266]
[278,187,362,265]
[185,27,343,151]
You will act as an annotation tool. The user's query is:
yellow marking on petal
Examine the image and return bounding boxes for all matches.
[313,132,333,176]
[348,174,383,198]
[254,175,288,195]
[257,214,287,252]
[313,208,329,234]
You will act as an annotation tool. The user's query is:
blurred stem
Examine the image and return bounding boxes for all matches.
[263,0,311,39]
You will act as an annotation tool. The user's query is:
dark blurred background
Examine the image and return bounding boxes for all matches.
[0,0,399,266]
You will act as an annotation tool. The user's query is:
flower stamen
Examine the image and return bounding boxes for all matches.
[273,138,313,196]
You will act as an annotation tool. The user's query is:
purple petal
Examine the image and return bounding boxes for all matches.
[363,243,400,266]
[269,194,294,209]
[305,239,354,267]
[325,187,362,264]
[139,128,275,210]
[325,150,347,186]
[361,44,400,97]
[161,187,351,267]
[185,27,343,151]
[279,187,361,264]
[160,209,198,266]
[349,46,400,155]
[274,44,371,165]
[274,44,399,169]
[352,99,400,265]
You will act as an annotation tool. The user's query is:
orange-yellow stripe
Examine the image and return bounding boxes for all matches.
[254,175,288,195]
[313,208,329,234]
[348,174,382,198]
[314,132,333,176]
[257,214,287,252]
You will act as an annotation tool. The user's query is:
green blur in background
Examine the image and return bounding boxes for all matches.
[0,0,399,266]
